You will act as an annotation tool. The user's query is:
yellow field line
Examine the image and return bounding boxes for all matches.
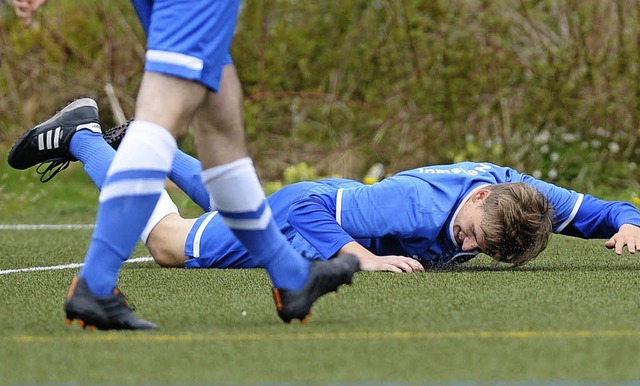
[5,330,640,343]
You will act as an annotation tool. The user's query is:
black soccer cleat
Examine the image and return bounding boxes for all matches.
[64,276,158,331]
[102,118,132,150]
[7,98,101,182]
[272,253,360,324]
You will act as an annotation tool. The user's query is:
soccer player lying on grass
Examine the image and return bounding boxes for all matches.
[10,116,640,272]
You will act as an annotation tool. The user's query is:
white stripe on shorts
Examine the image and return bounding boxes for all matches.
[146,50,204,72]
[193,212,218,258]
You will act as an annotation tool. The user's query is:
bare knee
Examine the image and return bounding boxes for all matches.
[147,245,185,268]
[145,214,194,268]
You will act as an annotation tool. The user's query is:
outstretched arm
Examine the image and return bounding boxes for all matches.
[560,194,640,256]
[604,223,640,255]
[521,175,640,255]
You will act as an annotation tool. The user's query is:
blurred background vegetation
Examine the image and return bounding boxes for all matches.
[1,0,640,199]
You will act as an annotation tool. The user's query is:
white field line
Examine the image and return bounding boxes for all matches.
[0,224,153,274]
[0,257,154,275]
[0,224,95,230]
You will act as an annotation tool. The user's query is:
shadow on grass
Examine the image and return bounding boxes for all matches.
[432,262,640,273]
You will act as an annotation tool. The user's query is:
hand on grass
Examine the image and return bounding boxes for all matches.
[339,241,424,273]
[604,223,640,255]
[359,254,425,273]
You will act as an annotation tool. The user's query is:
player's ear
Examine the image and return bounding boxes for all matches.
[472,188,492,202]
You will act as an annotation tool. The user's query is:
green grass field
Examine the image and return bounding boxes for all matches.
[1,152,640,384]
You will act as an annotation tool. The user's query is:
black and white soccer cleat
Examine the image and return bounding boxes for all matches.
[7,98,101,182]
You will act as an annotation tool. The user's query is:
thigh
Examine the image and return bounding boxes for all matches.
[142,0,240,91]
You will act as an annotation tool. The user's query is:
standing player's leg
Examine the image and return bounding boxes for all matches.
[7,98,172,330]
[133,0,359,323]
[74,0,355,328]
[193,64,359,323]
[65,81,202,330]
[61,0,218,330]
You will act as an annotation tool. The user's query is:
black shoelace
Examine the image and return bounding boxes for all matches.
[36,159,70,183]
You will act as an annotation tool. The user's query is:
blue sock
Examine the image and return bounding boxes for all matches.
[201,158,310,291]
[69,130,115,189]
[79,121,177,296]
[169,150,210,211]
[71,131,209,213]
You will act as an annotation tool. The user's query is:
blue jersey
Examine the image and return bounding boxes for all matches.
[184,162,640,269]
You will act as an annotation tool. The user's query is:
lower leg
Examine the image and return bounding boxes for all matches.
[169,150,210,211]
[104,121,211,211]
[80,72,205,296]
[69,130,116,189]
[79,122,177,295]
[194,65,310,290]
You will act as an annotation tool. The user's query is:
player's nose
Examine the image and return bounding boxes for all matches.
[462,238,478,251]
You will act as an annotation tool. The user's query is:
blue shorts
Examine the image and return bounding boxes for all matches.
[130,0,239,92]
[184,211,256,269]
[183,180,358,269]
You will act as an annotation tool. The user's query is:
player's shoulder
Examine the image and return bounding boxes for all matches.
[396,162,509,179]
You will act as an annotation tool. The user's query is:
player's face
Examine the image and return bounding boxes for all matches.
[452,192,488,253]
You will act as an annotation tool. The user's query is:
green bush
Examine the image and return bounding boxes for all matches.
[2,0,639,197]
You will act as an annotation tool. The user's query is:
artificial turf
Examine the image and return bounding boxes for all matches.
[1,227,639,384]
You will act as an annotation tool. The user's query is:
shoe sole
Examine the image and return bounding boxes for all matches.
[273,288,313,324]
[64,315,97,331]
[102,119,131,150]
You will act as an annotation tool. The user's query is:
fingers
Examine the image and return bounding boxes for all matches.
[381,265,403,273]
[13,0,34,25]
[604,235,638,255]
[32,0,50,10]
[626,239,638,254]
[361,254,425,273]
[14,0,30,16]
[409,260,425,272]
[13,0,48,26]
[386,257,424,273]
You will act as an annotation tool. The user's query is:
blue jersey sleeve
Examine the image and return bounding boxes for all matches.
[516,174,583,232]
[286,192,355,259]
[561,195,640,238]
[517,174,640,238]
[287,176,453,259]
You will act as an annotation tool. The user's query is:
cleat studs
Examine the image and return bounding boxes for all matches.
[300,318,308,325]
[64,318,73,325]
[77,320,86,328]
[88,325,96,331]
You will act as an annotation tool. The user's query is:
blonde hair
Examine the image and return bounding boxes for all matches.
[480,182,554,266]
